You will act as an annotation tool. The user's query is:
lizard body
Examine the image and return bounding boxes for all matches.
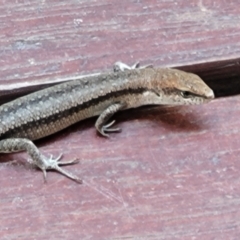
[0,65,214,182]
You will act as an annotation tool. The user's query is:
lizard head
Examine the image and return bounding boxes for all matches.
[151,68,214,105]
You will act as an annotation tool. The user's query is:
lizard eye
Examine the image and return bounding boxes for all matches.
[181,91,191,98]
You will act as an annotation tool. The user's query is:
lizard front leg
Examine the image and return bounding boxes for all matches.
[113,61,153,72]
[0,138,81,183]
[95,102,126,137]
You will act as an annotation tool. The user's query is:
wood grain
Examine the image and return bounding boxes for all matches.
[0,0,240,239]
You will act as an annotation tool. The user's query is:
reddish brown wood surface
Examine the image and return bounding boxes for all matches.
[0,0,240,239]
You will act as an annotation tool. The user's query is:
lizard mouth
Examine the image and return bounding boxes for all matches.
[191,89,215,101]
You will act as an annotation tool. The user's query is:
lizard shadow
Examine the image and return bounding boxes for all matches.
[115,105,208,133]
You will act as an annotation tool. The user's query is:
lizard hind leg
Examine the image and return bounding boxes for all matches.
[0,138,82,183]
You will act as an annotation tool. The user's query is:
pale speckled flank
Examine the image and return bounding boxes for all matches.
[0,88,156,140]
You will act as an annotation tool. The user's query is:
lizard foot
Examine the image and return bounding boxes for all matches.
[99,120,121,137]
[39,153,82,183]
[113,61,153,72]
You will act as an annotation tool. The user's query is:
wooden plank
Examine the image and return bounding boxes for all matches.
[0,0,239,89]
[1,96,240,239]
[0,0,240,239]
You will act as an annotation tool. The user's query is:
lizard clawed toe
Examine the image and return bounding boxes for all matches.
[99,120,121,137]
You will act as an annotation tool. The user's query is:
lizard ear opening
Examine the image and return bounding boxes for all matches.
[152,90,161,97]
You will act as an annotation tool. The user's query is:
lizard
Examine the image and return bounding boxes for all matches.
[0,62,214,183]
